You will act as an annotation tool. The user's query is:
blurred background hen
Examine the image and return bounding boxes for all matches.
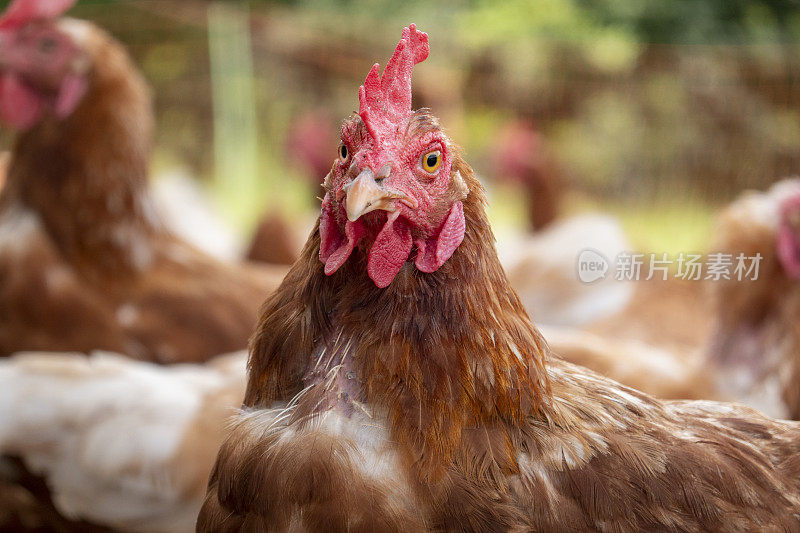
[0,0,289,361]
[0,0,283,529]
[0,0,799,531]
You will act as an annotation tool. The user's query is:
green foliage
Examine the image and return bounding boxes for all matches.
[578,0,800,45]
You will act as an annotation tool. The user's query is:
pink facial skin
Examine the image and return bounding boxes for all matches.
[319,25,467,288]
[777,194,800,280]
[0,0,87,130]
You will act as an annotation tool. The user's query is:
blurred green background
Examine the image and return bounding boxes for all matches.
[3,0,800,253]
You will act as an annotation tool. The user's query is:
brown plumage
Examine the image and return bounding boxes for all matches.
[0,17,286,363]
[587,277,713,352]
[543,276,715,402]
[543,324,715,402]
[245,213,301,266]
[200,97,800,529]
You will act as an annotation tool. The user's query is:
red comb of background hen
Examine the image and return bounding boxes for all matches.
[358,24,429,143]
[0,0,84,130]
[0,0,76,30]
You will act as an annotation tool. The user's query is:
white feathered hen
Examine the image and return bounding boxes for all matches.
[0,351,246,532]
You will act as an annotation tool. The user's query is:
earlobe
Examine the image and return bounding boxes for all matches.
[415,201,465,273]
[54,73,87,118]
[436,201,466,266]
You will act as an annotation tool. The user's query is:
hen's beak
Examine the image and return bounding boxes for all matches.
[344,167,412,222]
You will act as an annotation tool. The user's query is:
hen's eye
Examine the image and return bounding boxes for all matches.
[421,150,441,173]
[338,143,349,163]
[38,37,57,54]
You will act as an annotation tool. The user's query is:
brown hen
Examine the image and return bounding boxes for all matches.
[199,26,800,531]
[0,1,286,363]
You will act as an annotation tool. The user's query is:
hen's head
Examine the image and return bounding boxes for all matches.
[320,25,469,288]
[777,192,800,280]
[0,0,90,130]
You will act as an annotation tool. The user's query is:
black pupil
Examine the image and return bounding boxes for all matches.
[427,153,438,167]
[340,145,348,159]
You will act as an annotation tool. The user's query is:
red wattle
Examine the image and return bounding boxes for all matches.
[55,73,88,119]
[319,196,466,286]
[319,195,342,261]
[367,211,413,288]
[415,201,465,273]
[319,194,365,276]
[0,73,44,130]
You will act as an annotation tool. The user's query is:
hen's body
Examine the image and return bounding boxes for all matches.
[206,363,800,531]
[0,20,284,363]
[200,139,800,530]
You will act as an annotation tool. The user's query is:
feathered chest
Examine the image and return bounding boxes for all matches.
[236,332,419,526]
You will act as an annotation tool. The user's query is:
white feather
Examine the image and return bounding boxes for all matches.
[0,350,247,532]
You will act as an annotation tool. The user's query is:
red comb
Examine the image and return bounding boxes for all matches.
[358,24,429,144]
[0,0,76,31]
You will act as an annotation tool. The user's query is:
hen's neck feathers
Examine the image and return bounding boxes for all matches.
[2,25,160,275]
[247,155,552,479]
